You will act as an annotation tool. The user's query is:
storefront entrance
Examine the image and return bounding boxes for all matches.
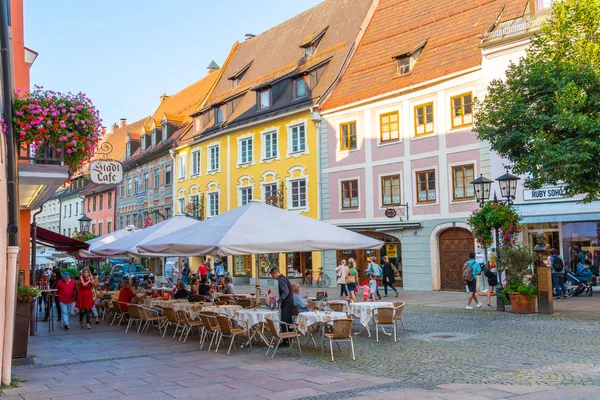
[336,232,402,287]
[439,228,474,291]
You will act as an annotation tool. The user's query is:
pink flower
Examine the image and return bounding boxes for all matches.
[19,131,26,137]
[56,148,61,153]
[71,140,77,146]
[59,136,66,141]
[66,149,72,154]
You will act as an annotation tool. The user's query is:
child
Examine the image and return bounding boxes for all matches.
[360,280,370,302]
[368,274,378,302]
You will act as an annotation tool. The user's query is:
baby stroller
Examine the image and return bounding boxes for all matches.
[566,271,593,297]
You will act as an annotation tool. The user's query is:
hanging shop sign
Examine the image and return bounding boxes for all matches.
[90,160,123,184]
[386,244,398,258]
[523,186,566,201]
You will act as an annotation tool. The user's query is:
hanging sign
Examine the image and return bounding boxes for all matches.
[386,244,398,258]
[523,186,566,201]
[384,208,397,218]
[145,217,153,227]
[90,160,123,184]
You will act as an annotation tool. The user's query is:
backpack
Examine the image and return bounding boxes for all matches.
[551,256,564,273]
[462,261,474,283]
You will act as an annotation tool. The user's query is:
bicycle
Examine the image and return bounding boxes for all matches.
[303,269,331,288]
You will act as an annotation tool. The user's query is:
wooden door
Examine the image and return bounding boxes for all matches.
[439,228,474,291]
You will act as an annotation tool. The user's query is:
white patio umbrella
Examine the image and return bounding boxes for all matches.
[78,226,141,259]
[92,215,200,257]
[137,200,383,256]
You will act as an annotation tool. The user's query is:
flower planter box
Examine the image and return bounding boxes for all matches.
[508,292,536,314]
[13,301,32,358]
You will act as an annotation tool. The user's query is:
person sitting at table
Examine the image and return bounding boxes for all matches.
[216,277,226,293]
[107,278,118,291]
[131,278,146,298]
[291,283,310,313]
[198,276,211,298]
[173,282,190,299]
[165,277,174,288]
[190,278,200,295]
[118,281,143,311]
[140,275,149,289]
[223,277,236,294]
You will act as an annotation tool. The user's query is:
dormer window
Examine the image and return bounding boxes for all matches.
[216,106,224,124]
[151,130,157,147]
[228,61,252,90]
[301,27,327,58]
[195,117,202,132]
[126,141,131,158]
[140,134,146,152]
[293,77,307,99]
[161,122,168,142]
[394,41,426,76]
[232,78,241,89]
[533,0,552,14]
[258,89,271,110]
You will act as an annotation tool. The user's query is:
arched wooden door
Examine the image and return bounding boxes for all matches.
[439,228,474,291]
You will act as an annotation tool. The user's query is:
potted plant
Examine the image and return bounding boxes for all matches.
[498,245,539,314]
[13,286,41,358]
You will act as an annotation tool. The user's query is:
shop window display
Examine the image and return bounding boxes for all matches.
[286,252,310,278]
[257,253,279,278]
[561,221,600,277]
[234,255,251,276]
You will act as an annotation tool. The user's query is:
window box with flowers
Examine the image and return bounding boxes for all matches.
[3,86,103,172]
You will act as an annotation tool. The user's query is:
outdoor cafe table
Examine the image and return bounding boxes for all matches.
[295,311,348,354]
[349,301,394,337]
[235,308,279,346]
[201,304,242,318]
[143,299,187,307]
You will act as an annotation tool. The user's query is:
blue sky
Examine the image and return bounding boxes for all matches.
[25,0,322,129]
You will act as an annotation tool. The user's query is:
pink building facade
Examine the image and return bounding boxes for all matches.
[80,184,116,237]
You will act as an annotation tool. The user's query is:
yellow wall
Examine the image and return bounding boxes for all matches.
[174,111,321,280]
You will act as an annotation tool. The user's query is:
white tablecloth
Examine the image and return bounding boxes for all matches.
[201,305,242,319]
[171,303,203,320]
[143,299,187,307]
[295,311,348,335]
[349,302,393,327]
[234,309,279,329]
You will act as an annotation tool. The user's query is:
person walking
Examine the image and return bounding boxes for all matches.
[56,271,76,330]
[346,260,358,303]
[335,260,349,299]
[270,267,293,342]
[381,256,399,298]
[368,275,378,302]
[485,255,498,308]
[463,252,482,309]
[172,261,180,283]
[549,249,567,299]
[366,257,382,300]
[181,262,190,285]
[76,268,94,329]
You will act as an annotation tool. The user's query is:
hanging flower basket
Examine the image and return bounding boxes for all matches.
[17,286,41,303]
[467,201,522,249]
[10,86,103,171]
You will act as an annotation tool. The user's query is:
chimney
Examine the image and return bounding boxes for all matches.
[112,123,118,133]
[119,118,127,128]
[245,33,256,40]
[207,60,220,75]
[160,93,170,103]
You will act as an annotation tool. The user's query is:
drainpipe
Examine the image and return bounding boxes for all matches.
[31,205,44,286]
[1,0,20,386]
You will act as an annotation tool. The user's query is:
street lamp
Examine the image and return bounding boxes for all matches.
[78,215,92,235]
[470,169,521,312]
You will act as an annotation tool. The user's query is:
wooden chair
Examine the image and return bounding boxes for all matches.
[374,307,396,342]
[112,301,129,327]
[264,318,302,359]
[180,311,203,343]
[140,306,167,335]
[215,301,228,306]
[214,315,250,355]
[324,319,355,362]
[237,298,254,309]
[125,304,143,334]
[393,301,407,333]
[199,312,221,351]
[329,303,345,312]
[190,295,205,303]
[162,307,186,338]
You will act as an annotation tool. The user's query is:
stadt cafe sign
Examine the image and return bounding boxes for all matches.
[90,160,123,184]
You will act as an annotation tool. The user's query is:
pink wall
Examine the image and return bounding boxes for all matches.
[446,130,478,148]
[371,140,404,162]
[328,169,366,220]
[327,120,365,167]
[448,149,480,214]
[85,188,116,236]
[411,135,438,155]
[410,156,440,216]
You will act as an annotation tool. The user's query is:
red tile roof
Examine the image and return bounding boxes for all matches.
[322,0,527,110]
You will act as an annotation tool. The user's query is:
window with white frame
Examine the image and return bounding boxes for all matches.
[290,123,306,153]
[293,77,307,99]
[178,198,186,214]
[239,138,253,164]
[208,192,219,217]
[165,165,172,185]
[140,134,146,152]
[208,145,219,172]
[119,180,125,196]
[216,106,224,124]
[153,168,160,187]
[143,172,149,190]
[240,187,252,205]
[258,89,270,110]
[263,130,277,159]
[134,176,140,193]
[290,179,307,209]
[416,169,436,203]
[264,183,278,202]
[191,150,201,176]
[178,155,187,179]
[195,117,202,132]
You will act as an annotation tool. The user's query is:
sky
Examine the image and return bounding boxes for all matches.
[25,0,322,130]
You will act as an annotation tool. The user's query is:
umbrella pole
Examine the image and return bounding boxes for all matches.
[255,254,260,304]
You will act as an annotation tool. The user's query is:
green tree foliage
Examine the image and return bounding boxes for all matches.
[475,0,600,202]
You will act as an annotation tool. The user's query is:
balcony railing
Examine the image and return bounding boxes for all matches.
[18,142,64,165]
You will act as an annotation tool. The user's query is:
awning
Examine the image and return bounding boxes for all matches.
[34,226,90,252]
[517,201,600,224]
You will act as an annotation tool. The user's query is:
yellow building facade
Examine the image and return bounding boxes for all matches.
[174,110,321,285]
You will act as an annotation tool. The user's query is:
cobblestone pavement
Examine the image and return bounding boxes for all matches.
[1,303,599,399]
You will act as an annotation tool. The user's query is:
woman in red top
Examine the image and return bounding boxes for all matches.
[76,268,94,329]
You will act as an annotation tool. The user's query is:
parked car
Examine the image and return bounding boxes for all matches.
[110,263,153,283]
